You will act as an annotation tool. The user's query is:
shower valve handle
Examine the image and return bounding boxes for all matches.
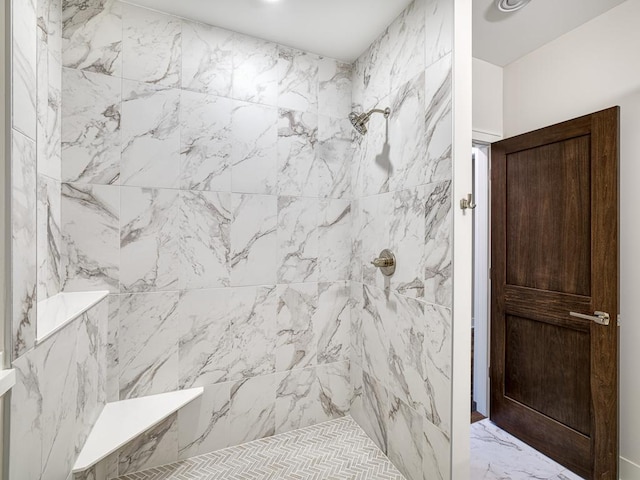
[371,249,396,276]
[371,257,394,268]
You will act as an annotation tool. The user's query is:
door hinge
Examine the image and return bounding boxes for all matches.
[617,314,621,327]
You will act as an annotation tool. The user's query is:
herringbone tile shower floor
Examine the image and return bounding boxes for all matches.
[116,416,406,480]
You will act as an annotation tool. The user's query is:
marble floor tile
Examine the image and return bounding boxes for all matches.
[471,420,584,480]
[115,416,404,480]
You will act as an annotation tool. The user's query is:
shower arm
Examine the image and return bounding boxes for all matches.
[358,108,391,124]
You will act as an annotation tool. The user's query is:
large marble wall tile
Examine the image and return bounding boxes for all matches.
[351,33,392,111]
[389,73,427,191]
[316,282,350,364]
[118,292,179,399]
[318,199,351,282]
[178,286,277,387]
[423,181,452,307]
[421,303,452,433]
[231,101,278,194]
[181,21,233,97]
[351,99,391,198]
[37,0,62,181]
[12,0,37,139]
[425,0,453,68]
[385,293,432,418]
[381,292,429,414]
[317,116,353,199]
[349,282,364,364]
[364,283,451,434]
[118,414,178,475]
[178,382,230,459]
[39,325,79,480]
[277,196,319,283]
[422,418,451,480]
[121,80,180,188]
[12,131,37,359]
[62,68,121,184]
[424,54,453,184]
[316,361,351,418]
[318,58,352,118]
[75,302,109,454]
[107,294,121,402]
[277,47,318,113]
[121,3,181,87]
[276,362,352,434]
[230,194,277,286]
[359,370,389,453]
[360,193,392,289]
[180,191,231,289]
[10,350,45,479]
[232,34,278,106]
[61,183,120,293]
[179,90,232,191]
[276,283,318,371]
[227,375,276,446]
[275,367,322,434]
[359,285,392,388]
[37,175,62,301]
[386,395,425,480]
[277,109,318,197]
[388,0,426,93]
[120,187,181,292]
[350,200,363,283]
[389,187,426,299]
[62,0,123,76]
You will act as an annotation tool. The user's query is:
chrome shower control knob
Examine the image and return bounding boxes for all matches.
[371,249,396,276]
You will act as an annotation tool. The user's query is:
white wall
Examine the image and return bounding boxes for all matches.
[503,1,640,475]
[472,57,503,141]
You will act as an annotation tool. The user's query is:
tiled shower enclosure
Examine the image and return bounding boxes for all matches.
[8,0,454,478]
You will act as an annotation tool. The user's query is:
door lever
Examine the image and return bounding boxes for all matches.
[569,311,610,326]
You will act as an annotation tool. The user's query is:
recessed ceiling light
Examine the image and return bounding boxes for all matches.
[496,0,531,12]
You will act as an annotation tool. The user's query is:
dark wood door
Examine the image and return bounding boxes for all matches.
[490,107,619,480]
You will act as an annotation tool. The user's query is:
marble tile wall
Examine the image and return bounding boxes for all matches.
[11,0,38,360]
[10,0,454,477]
[11,0,64,355]
[8,1,111,479]
[349,0,454,479]
[56,0,354,474]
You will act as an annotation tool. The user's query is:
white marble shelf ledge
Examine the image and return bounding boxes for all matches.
[73,387,204,473]
[36,291,109,344]
[0,368,16,397]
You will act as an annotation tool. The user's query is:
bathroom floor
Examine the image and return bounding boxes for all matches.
[470,419,584,480]
[115,416,405,480]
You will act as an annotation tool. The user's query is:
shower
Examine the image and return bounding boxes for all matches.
[349,107,391,135]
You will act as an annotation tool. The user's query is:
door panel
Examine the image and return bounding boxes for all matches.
[504,314,591,436]
[505,136,591,296]
[491,107,619,480]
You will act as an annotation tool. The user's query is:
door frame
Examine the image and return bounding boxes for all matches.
[472,142,491,417]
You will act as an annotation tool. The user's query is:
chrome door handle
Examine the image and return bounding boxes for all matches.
[569,311,610,326]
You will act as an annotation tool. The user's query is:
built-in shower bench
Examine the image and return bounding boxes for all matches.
[34,290,204,475]
[72,387,203,474]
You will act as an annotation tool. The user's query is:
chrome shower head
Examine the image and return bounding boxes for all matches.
[349,107,391,135]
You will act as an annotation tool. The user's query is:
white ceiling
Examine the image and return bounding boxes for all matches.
[473,0,626,66]
[125,0,414,62]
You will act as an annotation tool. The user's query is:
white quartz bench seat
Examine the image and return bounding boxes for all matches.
[73,387,204,473]
[37,291,109,343]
